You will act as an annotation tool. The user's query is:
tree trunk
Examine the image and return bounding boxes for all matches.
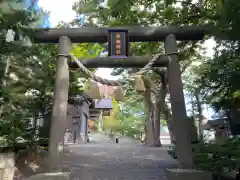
[195,92,203,141]
[143,88,155,146]
[153,72,168,147]
[154,89,162,147]
[164,105,175,144]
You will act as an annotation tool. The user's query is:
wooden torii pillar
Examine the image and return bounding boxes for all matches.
[47,36,71,172]
[164,34,193,168]
[32,26,206,171]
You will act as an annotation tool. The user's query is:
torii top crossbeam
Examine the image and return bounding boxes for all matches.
[32,26,207,43]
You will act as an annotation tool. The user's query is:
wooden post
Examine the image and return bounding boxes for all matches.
[164,34,193,168]
[48,36,71,172]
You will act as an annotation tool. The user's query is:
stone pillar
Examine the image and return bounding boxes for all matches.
[98,110,103,131]
[72,121,78,143]
[75,120,81,142]
[80,113,86,143]
[48,36,71,172]
[77,99,90,143]
[82,113,88,143]
[79,101,89,143]
[164,34,193,168]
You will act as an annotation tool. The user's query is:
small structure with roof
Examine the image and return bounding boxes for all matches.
[65,84,115,143]
[66,93,93,143]
[88,84,116,132]
[202,118,229,140]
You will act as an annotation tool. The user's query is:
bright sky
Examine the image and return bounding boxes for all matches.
[38,0,77,27]
[38,0,216,118]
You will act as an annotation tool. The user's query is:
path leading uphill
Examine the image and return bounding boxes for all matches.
[63,134,178,180]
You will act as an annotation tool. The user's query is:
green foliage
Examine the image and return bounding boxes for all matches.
[0,0,54,147]
[102,96,146,140]
[71,43,104,59]
[69,43,103,95]
[194,137,240,173]
[164,0,176,7]
[217,0,240,40]
[0,0,104,149]
[169,137,240,172]
[190,41,240,112]
[233,90,240,99]
[179,0,240,112]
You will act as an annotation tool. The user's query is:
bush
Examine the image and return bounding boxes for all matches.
[194,137,240,173]
[169,137,240,173]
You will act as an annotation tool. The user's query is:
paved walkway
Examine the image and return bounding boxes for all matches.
[63,143,179,180]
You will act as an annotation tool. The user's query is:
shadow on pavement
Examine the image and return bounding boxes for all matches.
[63,144,179,180]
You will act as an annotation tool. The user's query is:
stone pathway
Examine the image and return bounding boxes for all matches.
[63,143,179,180]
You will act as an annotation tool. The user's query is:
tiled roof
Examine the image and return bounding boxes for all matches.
[94,99,113,109]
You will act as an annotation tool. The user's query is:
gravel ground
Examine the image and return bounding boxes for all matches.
[63,143,179,180]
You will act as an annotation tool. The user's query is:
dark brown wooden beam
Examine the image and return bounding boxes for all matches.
[32,26,206,43]
[68,56,169,69]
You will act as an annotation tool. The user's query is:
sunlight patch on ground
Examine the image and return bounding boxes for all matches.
[93,152,108,156]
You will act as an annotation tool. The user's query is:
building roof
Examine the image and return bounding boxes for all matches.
[202,118,228,130]
[93,99,113,109]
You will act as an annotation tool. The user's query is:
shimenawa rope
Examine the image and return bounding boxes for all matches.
[60,52,177,86]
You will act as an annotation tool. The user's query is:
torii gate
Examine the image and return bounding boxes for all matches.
[32,26,206,171]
